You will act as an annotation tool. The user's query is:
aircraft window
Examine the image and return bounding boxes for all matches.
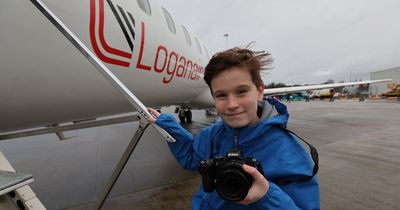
[137,0,151,15]
[194,37,202,54]
[182,25,192,46]
[162,8,176,34]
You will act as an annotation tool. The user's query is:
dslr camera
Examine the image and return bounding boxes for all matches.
[198,148,264,202]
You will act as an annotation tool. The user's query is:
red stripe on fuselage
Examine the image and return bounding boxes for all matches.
[98,0,132,59]
[90,0,131,67]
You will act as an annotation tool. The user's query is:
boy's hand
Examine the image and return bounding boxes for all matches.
[239,164,269,205]
[147,108,161,123]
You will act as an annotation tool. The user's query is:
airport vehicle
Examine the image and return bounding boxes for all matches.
[0,0,393,209]
[382,84,400,98]
[310,88,335,100]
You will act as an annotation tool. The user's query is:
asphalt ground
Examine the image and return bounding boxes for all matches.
[0,99,399,210]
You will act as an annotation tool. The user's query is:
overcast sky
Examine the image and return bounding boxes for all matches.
[161,0,400,85]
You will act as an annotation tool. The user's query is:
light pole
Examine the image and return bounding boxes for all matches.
[349,70,352,82]
[223,33,229,49]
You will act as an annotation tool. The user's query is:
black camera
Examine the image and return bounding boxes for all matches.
[198,148,264,202]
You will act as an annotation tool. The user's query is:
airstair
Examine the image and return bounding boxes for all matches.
[0,151,46,209]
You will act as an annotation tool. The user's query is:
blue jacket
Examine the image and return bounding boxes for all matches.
[156,99,320,210]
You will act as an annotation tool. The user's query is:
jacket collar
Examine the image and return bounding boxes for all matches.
[221,98,289,137]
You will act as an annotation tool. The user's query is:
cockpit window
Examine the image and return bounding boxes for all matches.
[137,0,151,15]
[182,25,192,46]
[194,37,202,54]
[162,8,176,34]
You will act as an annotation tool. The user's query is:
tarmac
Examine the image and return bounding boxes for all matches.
[0,99,399,209]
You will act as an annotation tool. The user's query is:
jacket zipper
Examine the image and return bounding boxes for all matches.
[234,129,239,147]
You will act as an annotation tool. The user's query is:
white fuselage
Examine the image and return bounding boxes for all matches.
[0,0,214,133]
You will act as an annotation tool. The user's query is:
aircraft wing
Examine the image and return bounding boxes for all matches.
[264,79,393,96]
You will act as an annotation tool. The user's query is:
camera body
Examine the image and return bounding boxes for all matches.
[198,148,264,202]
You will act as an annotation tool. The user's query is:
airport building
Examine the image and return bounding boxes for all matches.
[369,67,400,96]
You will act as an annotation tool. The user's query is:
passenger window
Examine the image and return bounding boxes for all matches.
[162,8,176,34]
[182,25,192,46]
[194,37,202,54]
[137,0,151,15]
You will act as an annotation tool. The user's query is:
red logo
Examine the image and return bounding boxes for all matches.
[89,0,135,67]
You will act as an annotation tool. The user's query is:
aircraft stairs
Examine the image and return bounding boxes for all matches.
[0,150,46,209]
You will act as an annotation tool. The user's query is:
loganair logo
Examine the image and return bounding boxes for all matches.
[89,0,204,84]
[90,0,134,67]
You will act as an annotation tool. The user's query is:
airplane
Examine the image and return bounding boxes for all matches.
[0,0,392,208]
[0,0,391,139]
[0,0,216,137]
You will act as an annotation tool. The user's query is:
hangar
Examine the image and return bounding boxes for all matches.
[370,67,400,96]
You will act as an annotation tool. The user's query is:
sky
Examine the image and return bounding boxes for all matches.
[161,0,400,85]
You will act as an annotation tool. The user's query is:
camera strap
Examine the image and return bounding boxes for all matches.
[209,126,225,159]
[272,125,319,185]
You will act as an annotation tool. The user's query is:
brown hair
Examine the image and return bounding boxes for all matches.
[204,44,273,92]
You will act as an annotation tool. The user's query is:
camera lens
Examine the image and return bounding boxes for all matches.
[215,168,252,201]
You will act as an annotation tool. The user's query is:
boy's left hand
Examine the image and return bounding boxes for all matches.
[147,108,161,123]
[239,164,269,205]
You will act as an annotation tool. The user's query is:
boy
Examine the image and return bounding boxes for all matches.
[148,46,320,209]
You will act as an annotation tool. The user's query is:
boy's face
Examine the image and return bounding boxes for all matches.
[211,67,264,128]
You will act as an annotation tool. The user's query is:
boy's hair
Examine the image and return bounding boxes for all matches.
[204,44,273,92]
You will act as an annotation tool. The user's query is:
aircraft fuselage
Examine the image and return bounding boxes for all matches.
[0,0,214,133]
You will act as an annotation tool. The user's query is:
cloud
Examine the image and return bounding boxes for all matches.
[162,0,400,84]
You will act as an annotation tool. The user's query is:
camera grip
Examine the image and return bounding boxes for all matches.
[245,158,264,176]
[198,160,216,192]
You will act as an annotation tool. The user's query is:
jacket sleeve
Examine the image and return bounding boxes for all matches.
[155,113,207,172]
[251,177,320,210]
